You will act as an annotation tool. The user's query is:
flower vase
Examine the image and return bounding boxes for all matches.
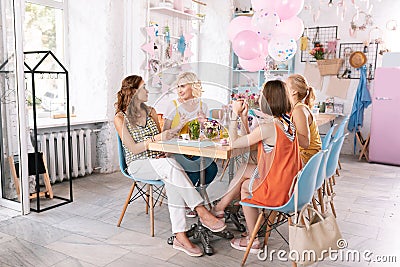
[188,120,200,140]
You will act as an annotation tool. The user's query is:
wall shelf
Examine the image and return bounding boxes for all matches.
[149,7,203,20]
[233,69,290,73]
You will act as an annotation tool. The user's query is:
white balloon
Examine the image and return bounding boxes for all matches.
[268,35,298,62]
[251,10,280,40]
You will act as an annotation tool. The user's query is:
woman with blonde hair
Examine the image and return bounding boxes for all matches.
[163,72,218,217]
[114,75,225,257]
[287,74,322,163]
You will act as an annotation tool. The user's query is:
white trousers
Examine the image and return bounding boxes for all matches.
[128,157,203,233]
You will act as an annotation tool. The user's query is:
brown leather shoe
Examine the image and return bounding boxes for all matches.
[199,218,226,232]
[173,238,203,257]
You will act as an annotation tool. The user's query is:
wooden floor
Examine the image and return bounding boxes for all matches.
[0,155,399,266]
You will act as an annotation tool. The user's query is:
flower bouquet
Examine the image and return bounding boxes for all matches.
[231,90,260,109]
[309,43,326,60]
[188,119,200,140]
[203,119,219,139]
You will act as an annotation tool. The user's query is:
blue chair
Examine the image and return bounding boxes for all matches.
[312,147,331,214]
[324,134,348,218]
[333,115,349,141]
[321,124,337,150]
[331,115,349,178]
[116,134,165,237]
[239,150,325,266]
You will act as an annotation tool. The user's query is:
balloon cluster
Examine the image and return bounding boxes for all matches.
[228,0,305,72]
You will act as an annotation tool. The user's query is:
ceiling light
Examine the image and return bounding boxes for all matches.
[328,0,333,7]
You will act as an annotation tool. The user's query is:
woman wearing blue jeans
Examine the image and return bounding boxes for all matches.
[163,72,218,217]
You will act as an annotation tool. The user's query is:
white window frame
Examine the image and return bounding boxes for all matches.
[24,0,69,68]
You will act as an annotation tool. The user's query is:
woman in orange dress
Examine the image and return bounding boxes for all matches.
[213,80,302,254]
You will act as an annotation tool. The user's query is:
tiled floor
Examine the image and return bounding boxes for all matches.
[0,155,399,266]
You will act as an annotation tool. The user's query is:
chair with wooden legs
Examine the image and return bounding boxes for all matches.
[9,152,54,201]
[116,135,166,237]
[239,150,325,266]
[355,131,370,161]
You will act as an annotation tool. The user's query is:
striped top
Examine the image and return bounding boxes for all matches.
[122,112,162,165]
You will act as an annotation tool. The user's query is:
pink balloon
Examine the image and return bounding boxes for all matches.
[261,39,269,58]
[274,16,304,40]
[228,16,256,41]
[275,0,304,20]
[239,56,265,72]
[251,0,277,12]
[232,30,264,60]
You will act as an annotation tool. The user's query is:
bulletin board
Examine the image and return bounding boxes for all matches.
[301,26,338,62]
[337,42,379,80]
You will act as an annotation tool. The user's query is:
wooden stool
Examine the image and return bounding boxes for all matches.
[356,131,370,161]
[9,152,54,201]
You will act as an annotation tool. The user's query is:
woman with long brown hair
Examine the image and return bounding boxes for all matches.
[213,80,302,253]
[114,75,226,257]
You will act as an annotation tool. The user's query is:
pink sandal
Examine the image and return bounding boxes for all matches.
[173,238,203,257]
[230,237,260,254]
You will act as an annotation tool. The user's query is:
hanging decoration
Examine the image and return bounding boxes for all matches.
[350,11,373,37]
[141,42,155,57]
[177,34,186,55]
[145,26,156,40]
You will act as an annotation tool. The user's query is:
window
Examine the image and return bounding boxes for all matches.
[24,0,66,63]
[23,0,68,121]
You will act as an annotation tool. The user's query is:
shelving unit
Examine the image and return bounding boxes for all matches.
[145,1,204,106]
[231,53,294,94]
[149,7,204,20]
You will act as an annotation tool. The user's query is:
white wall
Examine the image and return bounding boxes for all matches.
[198,0,234,108]
[297,0,400,154]
[68,0,125,172]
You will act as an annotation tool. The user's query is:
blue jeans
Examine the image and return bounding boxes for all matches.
[174,154,218,187]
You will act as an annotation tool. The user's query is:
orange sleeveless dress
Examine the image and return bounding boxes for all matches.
[242,118,302,207]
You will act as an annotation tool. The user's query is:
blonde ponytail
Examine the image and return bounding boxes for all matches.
[304,86,316,109]
[287,74,315,109]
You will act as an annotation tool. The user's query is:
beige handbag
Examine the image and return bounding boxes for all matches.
[289,204,342,266]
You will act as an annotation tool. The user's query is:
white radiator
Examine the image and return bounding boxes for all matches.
[38,129,94,183]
